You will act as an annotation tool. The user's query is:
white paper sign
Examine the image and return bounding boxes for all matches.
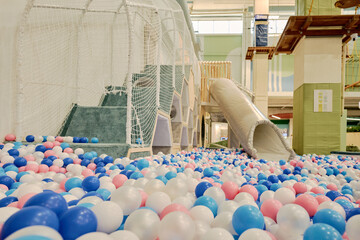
[314,89,332,112]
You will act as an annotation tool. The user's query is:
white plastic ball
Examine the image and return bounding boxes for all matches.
[200,227,233,240]
[189,205,214,225]
[111,186,142,215]
[5,226,63,240]
[158,211,195,240]
[276,204,310,236]
[204,187,226,205]
[109,230,140,240]
[347,215,360,240]
[164,178,188,200]
[274,187,295,205]
[76,232,113,240]
[211,211,237,235]
[218,200,240,214]
[124,209,160,240]
[238,229,272,240]
[0,207,19,223]
[146,192,171,214]
[91,201,123,233]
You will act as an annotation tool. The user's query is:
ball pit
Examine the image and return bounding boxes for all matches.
[1,138,360,239]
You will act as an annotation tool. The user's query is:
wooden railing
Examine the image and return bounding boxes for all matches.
[200,61,232,102]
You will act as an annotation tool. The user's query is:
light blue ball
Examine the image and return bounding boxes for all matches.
[232,205,264,235]
[65,178,83,191]
[137,159,149,170]
[91,137,99,143]
[303,223,342,240]
[203,168,214,177]
[194,196,218,217]
[313,209,346,235]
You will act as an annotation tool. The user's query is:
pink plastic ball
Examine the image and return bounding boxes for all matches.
[18,167,26,172]
[53,141,61,147]
[59,168,66,174]
[38,164,49,173]
[55,136,63,142]
[18,193,37,208]
[7,202,18,208]
[64,148,73,154]
[4,134,16,141]
[327,183,338,191]
[25,164,39,173]
[160,203,190,219]
[294,194,319,217]
[43,141,54,149]
[239,185,258,201]
[221,181,239,200]
[73,158,81,165]
[0,184,9,191]
[82,169,95,177]
[139,190,148,207]
[315,195,331,205]
[293,182,307,195]
[87,163,96,171]
[49,166,60,173]
[60,178,69,191]
[260,199,283,221]
[24,155,35,162]
[311,187,324,195]
[112,174,128,188]
[44,150,55,158]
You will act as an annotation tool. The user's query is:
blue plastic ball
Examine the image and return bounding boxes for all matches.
[0,196,18,207]
[73,137,80,143]
[59,206,97,240]
[232,205,264,235]
[79,137,88,143]
[195,182,213,198]
[35,145,46,153]
[0,175,15,189]
[25,135,35,142]
[65,178,82,191]
[346,208,360,220]
[91,137,99,143]
[129,172,144,180]
[203,168,214,177]
[303,223,342,240]
[23,191,68,217]
[1,206,59,239]
[326,191,341,201]
[165,171,177,180]
[14,157,27,167]
[8,149,19,157]
[313,209,346,235]
[155,176,168,184]
[193,196,218,217]
[81,176,100,192]
[104,156,114,164]
[137,159,149,170]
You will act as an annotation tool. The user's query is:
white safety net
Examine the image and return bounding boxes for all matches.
[7,0,200,147]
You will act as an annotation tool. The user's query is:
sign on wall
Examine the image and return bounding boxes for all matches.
[314,89,332,112]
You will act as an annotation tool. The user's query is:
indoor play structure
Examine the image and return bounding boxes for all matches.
[0,0,294,161]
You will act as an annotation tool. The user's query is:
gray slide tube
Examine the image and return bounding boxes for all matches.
[210,78,296,161]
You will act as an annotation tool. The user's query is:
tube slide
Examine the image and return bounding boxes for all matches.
[210,78,295,161]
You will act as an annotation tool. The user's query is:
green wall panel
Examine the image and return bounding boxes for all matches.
[293,83,343,155]
[296,0,340,16]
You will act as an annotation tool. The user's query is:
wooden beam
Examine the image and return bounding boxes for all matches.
[301,16,312,31]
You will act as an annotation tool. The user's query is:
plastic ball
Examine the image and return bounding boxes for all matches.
[23,191,68,217]
[239,185,258,201]
[0,207,19,223]
[190,205,214,225]
[91,137,99,144]
[221,181,239,200]
[294,193,319,217]
[110,186,142,215]
[146,191,171,214]
[318,201,346,219]
[211,212,236,235]
[109,230,140,240]
[160,203,190,219]
[195,181,213,198]
[276,204,310,236]
[91,201,123,233]
[303,223,342,240]
[1,206,59,239]
[82,176,100,192]
[193,196,218,217]
[347,215,360,240]
[260,199,282,221]
[204,187,226,206]
[200,227,233,240]
[158,211,195,240]
[65,177,82,191]
[25,135,35,142]
[232,205,264,235]
[313,209,346,235]
[5,134,16,141]
[346,208,360,221]
[4,226,63,240]
[238,229,272,240]
[76,232,113,240]
[274,187,295,205]
[59,206,97,240]
[124,209,160,240]
[164,178,188,200]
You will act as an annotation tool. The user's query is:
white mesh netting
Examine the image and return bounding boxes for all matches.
[6,0,200,147]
